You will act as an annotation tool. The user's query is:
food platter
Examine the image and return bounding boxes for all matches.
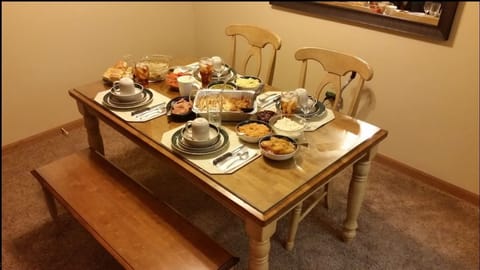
[171,127,229,156]
[102,88,153,110]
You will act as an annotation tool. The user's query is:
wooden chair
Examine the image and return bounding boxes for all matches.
[225,24,282,85]
[285,47,374,251]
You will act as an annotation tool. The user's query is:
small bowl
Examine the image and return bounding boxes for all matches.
[269,114,306,139]
[235,120,272,143]
[259,135,299,160]
[234,75,264,95]
[167,96,196,122]
[207,81,237,90]
[256,110,277,123]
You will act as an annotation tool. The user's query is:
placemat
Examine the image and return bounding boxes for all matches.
[94,89,171,122]
[160,126,260,175]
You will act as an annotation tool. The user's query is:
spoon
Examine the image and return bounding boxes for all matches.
[224,150,250,170]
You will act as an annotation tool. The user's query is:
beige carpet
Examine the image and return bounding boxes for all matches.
[2,122,479,270]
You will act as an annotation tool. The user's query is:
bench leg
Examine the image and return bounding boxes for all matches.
[245,220,276,270]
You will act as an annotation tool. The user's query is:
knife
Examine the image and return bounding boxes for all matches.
[212,145,246,166]
[131,102,166,116]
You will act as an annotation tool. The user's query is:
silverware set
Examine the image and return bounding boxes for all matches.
[131,102,166,120]
[212,144,251,172]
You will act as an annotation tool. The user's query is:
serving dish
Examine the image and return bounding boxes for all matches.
[259,134,299,160]
[234,75,264,95]
[166,96,196,122]
[192,89,257,121]
[235,120,272,143]
[269,114,306,139]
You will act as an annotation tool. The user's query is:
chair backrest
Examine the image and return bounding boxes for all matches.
[295,47,373,117]
[225,24,282,85]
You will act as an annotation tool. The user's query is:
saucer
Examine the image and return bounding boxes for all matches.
[181,124,220,147]
[110,83,145,102]
[103,88,153,110]
[171,127,229,156]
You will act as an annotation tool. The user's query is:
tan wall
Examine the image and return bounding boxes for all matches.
[2,1,197,145]
[3,2,478,195]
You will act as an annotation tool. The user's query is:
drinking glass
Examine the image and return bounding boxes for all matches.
[211,56,224,83]
[199,57,213,88]
[207,94,222,128]
[430,2,442,17]
[423,2,432,14]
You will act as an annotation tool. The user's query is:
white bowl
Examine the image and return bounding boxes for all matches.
[234,75,264,95]
[269,114,306,139]
[259,135,299,160]
[235,120,272,144]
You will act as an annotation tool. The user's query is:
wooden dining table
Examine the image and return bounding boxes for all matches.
[68,58,388,270]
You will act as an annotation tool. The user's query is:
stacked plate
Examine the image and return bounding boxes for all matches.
[103,86,153,110]
[171,125,229,155]
[295,99,327,119]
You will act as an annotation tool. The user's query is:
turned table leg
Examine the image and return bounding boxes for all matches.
[245,220,277,270]
[76,101,104,155]
[342,147,377,242]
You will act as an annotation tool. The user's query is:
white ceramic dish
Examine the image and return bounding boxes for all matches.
[180,124,220,148]
[110,83,145,102]
[269,114,306,139]
[192,89,257,121]
[235,120,272,144]
[258,135,299,161]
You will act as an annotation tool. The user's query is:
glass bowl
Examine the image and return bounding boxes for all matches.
[139,54,172,82]
[269,114,306,139]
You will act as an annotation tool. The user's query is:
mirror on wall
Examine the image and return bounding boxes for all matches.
[270,1,458,41]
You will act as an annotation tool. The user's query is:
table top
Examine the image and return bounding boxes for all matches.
[69,58,388,226]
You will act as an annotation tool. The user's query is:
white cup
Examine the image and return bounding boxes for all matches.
[178,75,201,97]
[185,117,210,141]
[115,77,136,95]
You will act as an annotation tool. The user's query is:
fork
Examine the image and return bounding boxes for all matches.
[134,106,166,120]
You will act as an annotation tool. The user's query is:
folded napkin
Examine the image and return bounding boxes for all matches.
[160,126,260,175]
[94,89,171,122]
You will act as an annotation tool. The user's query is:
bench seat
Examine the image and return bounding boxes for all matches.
[31,148,238,270]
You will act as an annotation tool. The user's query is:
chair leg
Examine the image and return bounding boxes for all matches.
[285,203,302,251]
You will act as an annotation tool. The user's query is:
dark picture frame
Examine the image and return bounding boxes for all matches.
[270,2,458,41]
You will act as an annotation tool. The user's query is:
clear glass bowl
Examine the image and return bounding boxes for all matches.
[139,54,172,82]
[269,114,306,139]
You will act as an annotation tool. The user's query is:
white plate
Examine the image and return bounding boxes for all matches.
[103,88,153,110]
[171,127,229,156]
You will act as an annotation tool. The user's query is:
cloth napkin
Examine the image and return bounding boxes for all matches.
[94,89,171,122]
[160,126,260,175]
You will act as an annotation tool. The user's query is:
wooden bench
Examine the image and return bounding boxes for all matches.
[31,148,239,270]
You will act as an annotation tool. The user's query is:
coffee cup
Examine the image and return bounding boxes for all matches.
[184,117,210,141]
[114,77,136,96]
[178,75,201,97]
